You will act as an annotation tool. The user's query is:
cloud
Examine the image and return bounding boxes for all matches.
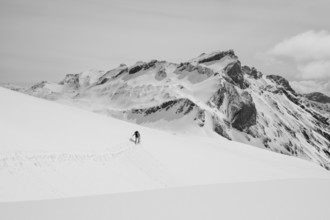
[268,30,330,81]
[290,80,330,96]
[269,30,330,62]
[298,60,330,79]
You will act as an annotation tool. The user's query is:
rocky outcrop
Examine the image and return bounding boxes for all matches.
[209,82,257,131]
[129,60,158,74]
[102,66,128,81]
[198,50,236,64]
[270,87,330,126]
[231,91,257,131]
[59,74,80,89]
[145,60,158,70]
[242,66,263,79]
[266,75,296,95]
[212,115,231,140]
[129,62,145,74]
[176,63,214,76]
[131,98,197,116]
[224,61,249,89]
[128,98,204,126]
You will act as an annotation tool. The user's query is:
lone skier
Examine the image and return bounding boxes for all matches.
[133,131,141,144]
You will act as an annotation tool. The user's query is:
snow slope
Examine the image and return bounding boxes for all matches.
[1,179,330,220]
[1,87,330,202]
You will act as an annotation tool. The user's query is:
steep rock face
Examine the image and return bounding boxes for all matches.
[264,84,330,127]
[176,63,214,76]
[266,75,296,95]
[131,98,196,116]
[242,66,263,79]
[22,49,330,170]
[197,50,236,64]
[302,98,330,124]
[126,98,204,129]
[224,61,249,89]
[250,78,330,169]
[231,92,257,131]
[97,66,128,84]
[128,60,158,74]
[129,62,146,74]
[209,82,257,131]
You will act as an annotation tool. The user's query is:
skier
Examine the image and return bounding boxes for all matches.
[133,131,141,144]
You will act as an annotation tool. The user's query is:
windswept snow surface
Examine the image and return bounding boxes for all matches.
[1,87,330,204]
[1,179,330,220]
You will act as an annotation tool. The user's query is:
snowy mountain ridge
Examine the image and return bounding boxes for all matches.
[16,49,330,169]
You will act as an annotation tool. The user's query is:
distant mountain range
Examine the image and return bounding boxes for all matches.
[5,50,330,169]
[304,92,330,104]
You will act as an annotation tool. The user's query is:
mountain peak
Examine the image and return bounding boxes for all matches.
[20,49,330,170]
[304,92,330,104]
[190,49,237,64]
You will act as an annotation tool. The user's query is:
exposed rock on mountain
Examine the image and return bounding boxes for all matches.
[266,75,296,95]
[224,61,249,89]
[208,81,256,131]
[231,91,257,131]
[22,50,330,170]
[197,49,236,64]
[242,66,263,79]
[212,115,231,140]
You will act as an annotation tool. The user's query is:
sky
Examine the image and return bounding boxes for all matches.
[0,0,329,95]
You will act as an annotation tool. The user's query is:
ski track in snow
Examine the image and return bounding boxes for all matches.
[123,146,179,187]
[0,141,178,201]
[0,142,134,170]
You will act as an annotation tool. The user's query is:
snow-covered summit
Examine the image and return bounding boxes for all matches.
[189,49,237,65]
[23,50,330,170]
[24,69,105,100]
